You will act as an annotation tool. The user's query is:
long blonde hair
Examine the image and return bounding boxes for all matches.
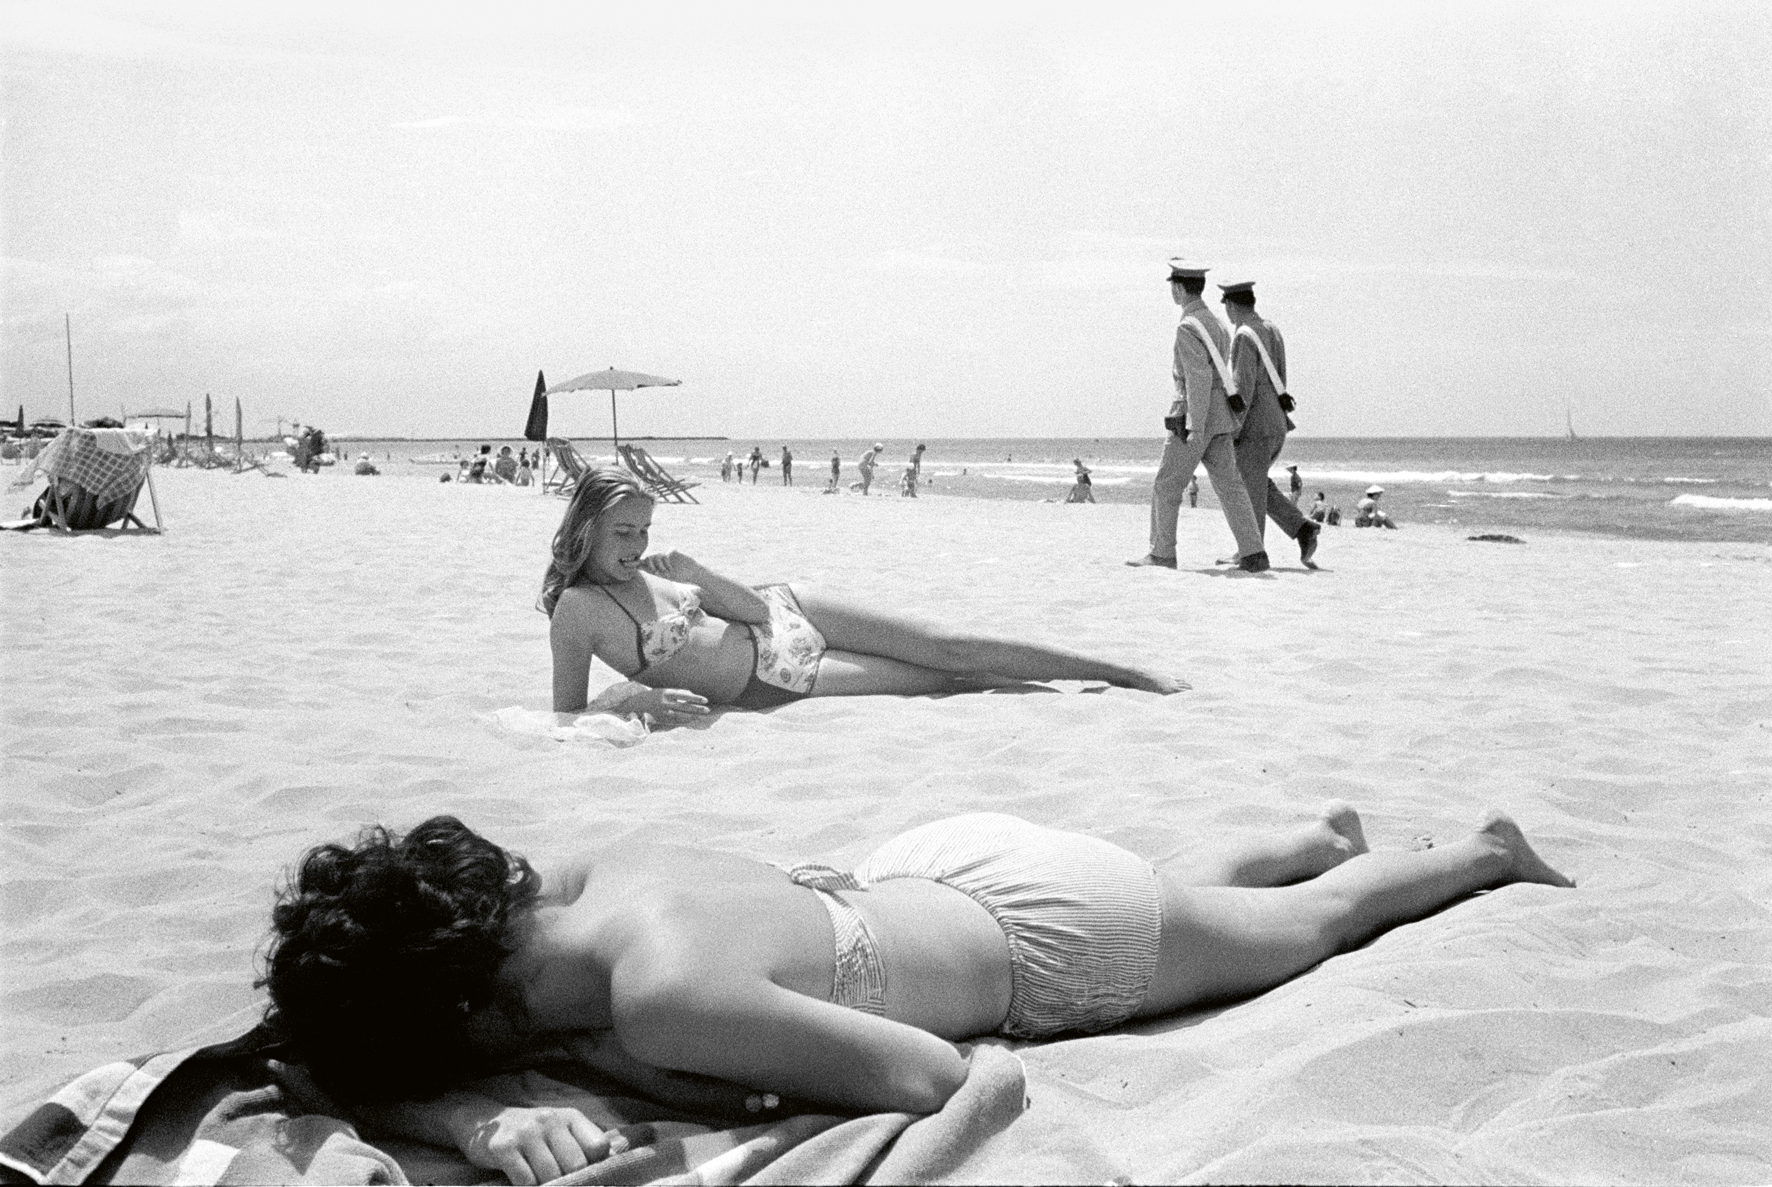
[537,469,653,617]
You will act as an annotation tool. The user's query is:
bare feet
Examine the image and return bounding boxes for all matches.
[1278,801,1369,881]
[1318,800,1369,859]
[1475,810,1576,888]
[1120,669,1191,694]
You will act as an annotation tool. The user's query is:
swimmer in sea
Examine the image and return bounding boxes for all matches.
[542,470,1185,719]
[262,802,1574,1184]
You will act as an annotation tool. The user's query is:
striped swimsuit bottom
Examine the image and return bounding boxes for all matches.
[782,813,1162,1039]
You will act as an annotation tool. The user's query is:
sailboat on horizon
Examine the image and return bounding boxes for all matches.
[1565,403,1579,441]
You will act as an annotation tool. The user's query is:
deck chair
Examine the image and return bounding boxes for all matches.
[2,428,163,534]
[543,437,591,496]
[618,444,701,504]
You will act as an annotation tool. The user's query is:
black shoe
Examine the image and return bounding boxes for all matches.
[1125,554,1178,569]
[1237,550,1271,573]
[1297,521,1320,569]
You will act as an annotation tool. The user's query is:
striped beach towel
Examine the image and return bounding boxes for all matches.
[0,1027,1026,1186]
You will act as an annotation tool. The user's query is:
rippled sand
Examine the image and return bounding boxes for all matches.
[3,467,1769,1183]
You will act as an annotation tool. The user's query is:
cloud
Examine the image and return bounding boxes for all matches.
[177,209,280,244]
[388,106,634,132]
[857,251,989,277]
[388,116,468,129]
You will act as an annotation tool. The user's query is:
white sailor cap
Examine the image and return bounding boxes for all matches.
[1216,277,1257,296]
[1166,258,1210,280]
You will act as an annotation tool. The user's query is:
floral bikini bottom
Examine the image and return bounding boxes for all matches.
[733,584,826,709]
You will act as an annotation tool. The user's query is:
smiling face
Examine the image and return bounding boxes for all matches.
[586,497,654,584]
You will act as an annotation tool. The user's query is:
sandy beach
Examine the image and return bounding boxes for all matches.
[3,466,1769,1183]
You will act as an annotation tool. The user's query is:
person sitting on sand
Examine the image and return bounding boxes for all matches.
[1355,486,1396,529]
[1066,459,1096,504]
[353,452,380,476]
[542,470,1183,717]
[262,803,1574,1185]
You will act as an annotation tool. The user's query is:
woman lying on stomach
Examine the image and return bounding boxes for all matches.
[262,804,1573,1184]
[542,470,1184,719]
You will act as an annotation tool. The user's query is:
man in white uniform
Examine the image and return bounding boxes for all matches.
[1127,259,1267,572]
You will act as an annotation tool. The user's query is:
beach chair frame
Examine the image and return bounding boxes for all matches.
[543,437,590,496]
[41,466,163,534]
[618,444,700,504]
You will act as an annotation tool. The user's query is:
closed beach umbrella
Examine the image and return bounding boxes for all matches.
[523,370,549,442]
[546,366,681,447]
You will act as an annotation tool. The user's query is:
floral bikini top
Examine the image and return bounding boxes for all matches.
[599,585,704,674]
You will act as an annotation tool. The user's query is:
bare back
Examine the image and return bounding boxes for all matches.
[515,843,1012,1042]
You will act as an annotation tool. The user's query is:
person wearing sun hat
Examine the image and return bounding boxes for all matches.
[1221,277,1322,570]
[1127,258,1267,572]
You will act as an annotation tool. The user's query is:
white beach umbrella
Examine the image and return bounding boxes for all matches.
[545,367,681,447]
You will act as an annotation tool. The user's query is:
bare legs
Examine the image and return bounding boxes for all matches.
[1171,800,1369,888]
[1138,806,1573,1018]
[793,586,1188,696]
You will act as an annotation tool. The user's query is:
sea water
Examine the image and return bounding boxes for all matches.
[326,436,1771,546]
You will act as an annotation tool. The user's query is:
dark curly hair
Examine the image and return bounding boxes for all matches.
[259,816,542,1102]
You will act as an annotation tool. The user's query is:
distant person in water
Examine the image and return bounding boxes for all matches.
[541,470,1185,717]
[828,451,841,492]
[261,803,1573,1185]
[780,446,793,486]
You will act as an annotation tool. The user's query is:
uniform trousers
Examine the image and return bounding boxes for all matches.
[1150,422,1263,560]
[1237,433,1309,542]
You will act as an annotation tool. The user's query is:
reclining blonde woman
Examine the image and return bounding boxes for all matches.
[542,470,1185,719]
[263,803,1574,1184]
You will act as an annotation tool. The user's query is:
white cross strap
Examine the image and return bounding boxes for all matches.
[1179,316,1237,395]
[1234,324,1287,395]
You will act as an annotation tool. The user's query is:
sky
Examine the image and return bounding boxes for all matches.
[3,0,1769,440]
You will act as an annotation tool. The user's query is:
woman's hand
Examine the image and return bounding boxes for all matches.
[451,1103,609,1187]
[637,550,703,583]
[637,686,710,724]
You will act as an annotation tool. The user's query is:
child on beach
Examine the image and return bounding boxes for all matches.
[542,470,1183,717]
[262,803,1574,1185]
